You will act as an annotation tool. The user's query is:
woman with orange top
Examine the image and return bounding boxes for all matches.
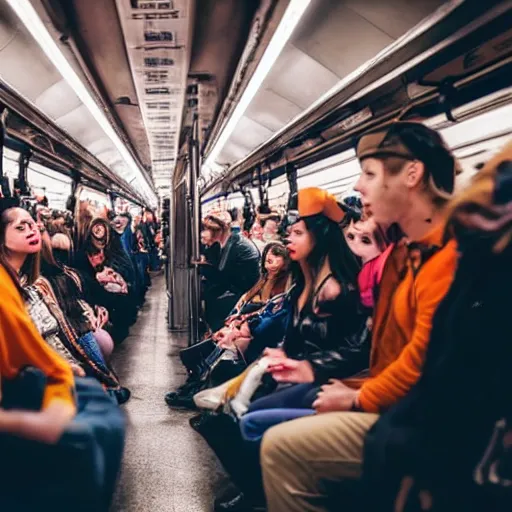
[261,121,459,512]
[0,198,124,511]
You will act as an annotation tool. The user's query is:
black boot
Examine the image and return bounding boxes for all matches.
[165,376,203,409]
[114,387,131,405]
[191,412,265,508]
[214,491,265,511]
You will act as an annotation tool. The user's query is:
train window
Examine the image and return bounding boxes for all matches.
[297,149,360,197]
[27,162,72,210]
[2,147,21,179]
[78,187,111,212]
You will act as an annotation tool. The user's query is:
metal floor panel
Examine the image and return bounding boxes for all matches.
[111,274,227,512]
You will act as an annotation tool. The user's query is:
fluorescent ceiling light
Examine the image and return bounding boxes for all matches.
[203,0,312,171]
[6,0,157,206]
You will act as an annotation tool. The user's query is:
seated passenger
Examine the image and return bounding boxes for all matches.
[0,205,128,404]
[164,242,290,409]
[197,220,222,289]
[249,220,265,252]
[224,188,365,397]
[191,188,366,511]
[51,231,73,266]
[202,212,260,332]
[222,241,289,320]
[260,121,459,512]
[75,218,137,342]
[362,141,512,512]
[345,213,392,318]
[132,212,151,292]
[0,198,124,510]
[260,213,281,244]
[141,208,161,272]
[38,226,130,403]
[111,212,134,260]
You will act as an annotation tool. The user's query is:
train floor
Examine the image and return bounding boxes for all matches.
[111,273,228,512]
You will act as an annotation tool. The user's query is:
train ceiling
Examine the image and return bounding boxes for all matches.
[3,0,511,210]
[115,0,193,199]
[200,0,448,181]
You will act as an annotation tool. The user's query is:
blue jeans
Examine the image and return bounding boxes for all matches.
[241,408,315,442]
[239,383,319,444]
[247,382,320,412]
[0,378,125,511]
[149,247,161,271]
[135,253,151,288]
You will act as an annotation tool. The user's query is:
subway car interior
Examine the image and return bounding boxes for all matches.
[0,0,511,511]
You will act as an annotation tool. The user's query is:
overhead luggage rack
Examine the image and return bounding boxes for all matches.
[0,78,147,206]
[201,1,512,199]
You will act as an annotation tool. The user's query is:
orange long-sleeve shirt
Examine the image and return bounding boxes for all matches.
[349,224,458,413]
[0,265,76,410]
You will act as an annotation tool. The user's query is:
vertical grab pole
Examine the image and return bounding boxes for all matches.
[189,113,202,345]
[167,189,176,329]
[0,108,11,198]
[285,161,298,211]
[107,190,117,213]
[17,149,31,196]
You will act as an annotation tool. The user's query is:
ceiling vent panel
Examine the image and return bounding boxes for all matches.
[116,0,193,198]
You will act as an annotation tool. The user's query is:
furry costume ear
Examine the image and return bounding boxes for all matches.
[445,141,512,254]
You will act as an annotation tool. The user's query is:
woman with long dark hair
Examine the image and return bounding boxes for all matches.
[224,241,289,318]
[74,217,137,342]
[222,188,365,388]
[165,242,290,409]
[35,223,130,403]
[0,199,125,510]
[195,188,368,512]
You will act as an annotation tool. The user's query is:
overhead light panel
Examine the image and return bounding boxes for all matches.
[6,0,157,206]
[203,0,312,172]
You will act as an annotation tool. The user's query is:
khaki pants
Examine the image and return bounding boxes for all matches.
[261,411,379,512]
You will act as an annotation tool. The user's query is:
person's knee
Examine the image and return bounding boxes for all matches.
[94,329,114,361]
[261,422,297,470]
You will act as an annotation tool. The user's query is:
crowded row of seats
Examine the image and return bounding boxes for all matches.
[0,195,165,510]
[166,121,512,511]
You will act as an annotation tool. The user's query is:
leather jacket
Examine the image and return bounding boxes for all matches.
[284,278,369,383]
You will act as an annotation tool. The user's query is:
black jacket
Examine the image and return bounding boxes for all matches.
[205,232,260,300]
[362,242,512,511]
[283,279,368,383]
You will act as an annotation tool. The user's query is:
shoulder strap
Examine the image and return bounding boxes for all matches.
[314,272,334,298]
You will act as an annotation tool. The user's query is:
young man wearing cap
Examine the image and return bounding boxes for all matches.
[260,122,460,512]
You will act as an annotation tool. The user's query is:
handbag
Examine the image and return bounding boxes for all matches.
[1,366,46,411]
